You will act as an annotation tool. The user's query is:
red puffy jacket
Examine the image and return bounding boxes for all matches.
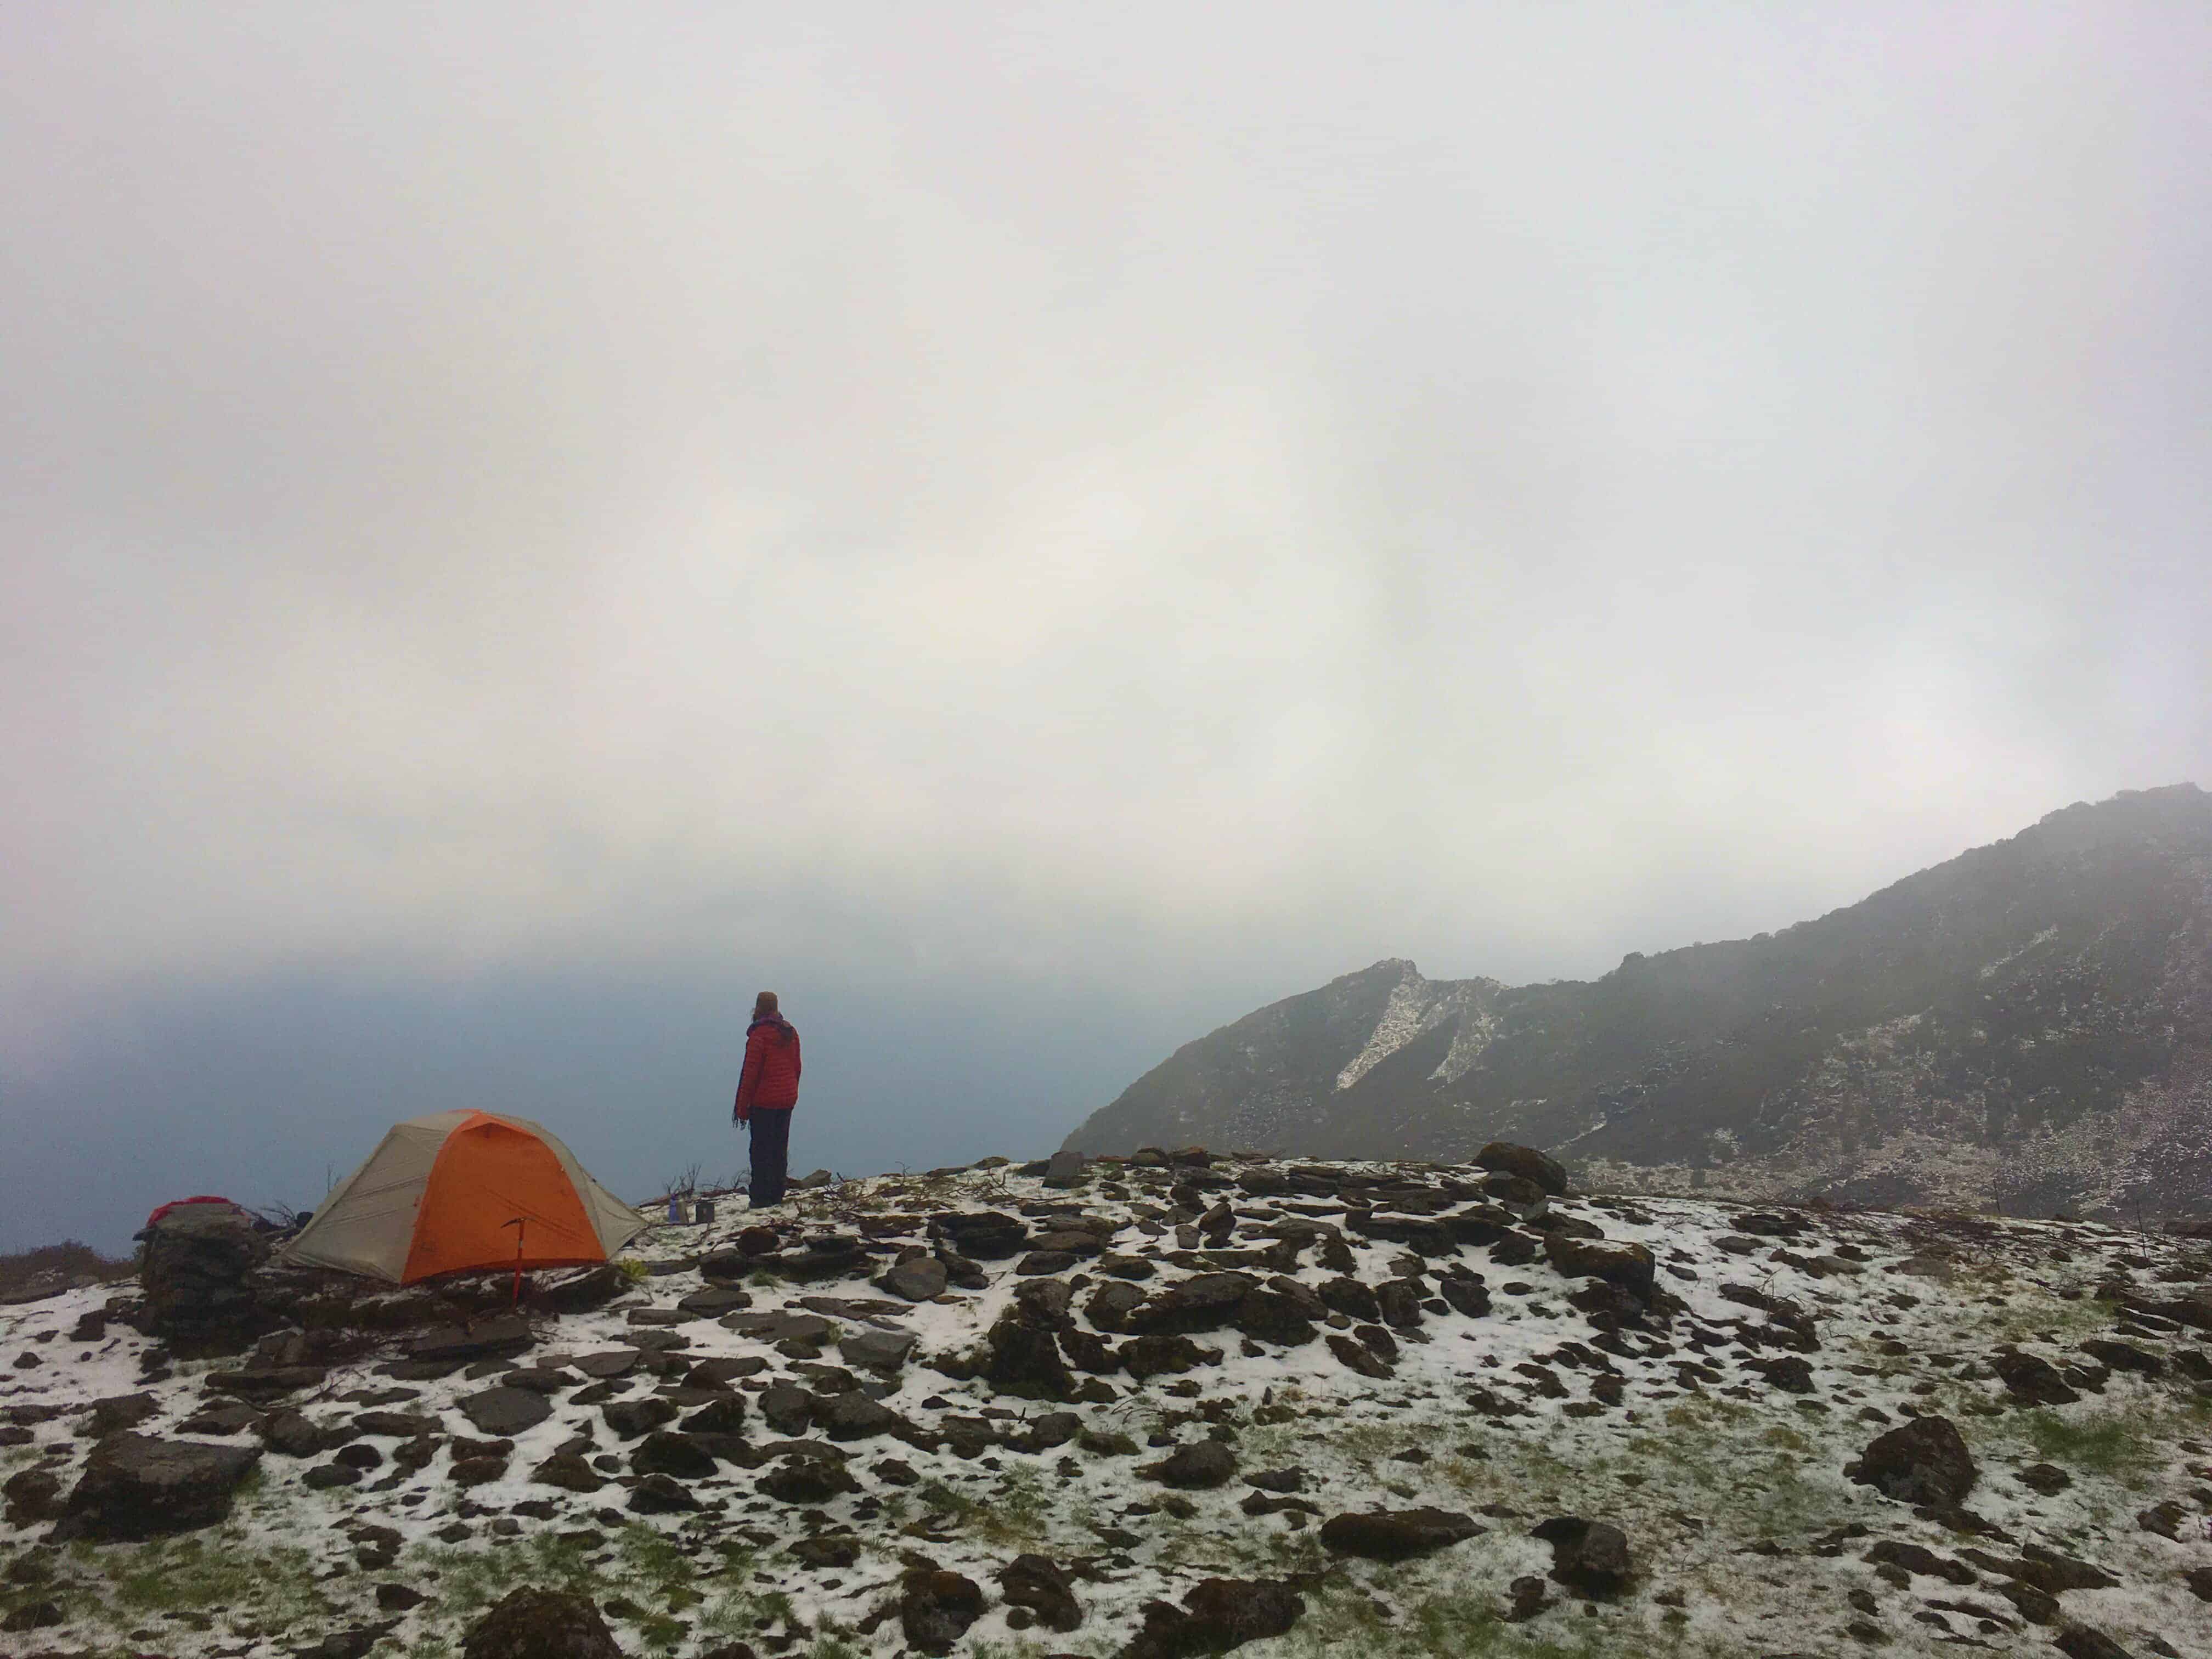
[733,1015,802,1119]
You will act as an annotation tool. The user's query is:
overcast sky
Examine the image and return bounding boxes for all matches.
[5,4,2208,1250]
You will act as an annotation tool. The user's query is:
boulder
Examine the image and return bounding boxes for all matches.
[1316,1277,1381,1322]
[1475,1142,1567,1195]
[1993,1347,2080,1406]
[999,1552,1082,1632]
[789,1532,861,1568]
[838,1329,916,1372]
[1542,1234,1654,1303]
[1141,1440,1237,1489]
[681,1395,749,1436]
[82,1392,161,1438]
[571,1349,642,1380]
[1043,1150,1090,1189]
[1121,1334,1214,1380]
[1320,1507,1485,1560]
[456,1386,551,1437]
[631,1431,718,1480]
[1437,1273,1492,1317]
[460,1585,625,1659]
[764,1238,869,1282]
[534,1264,629,1313]
[899,1567,988,1656]
[758,1451,858,1504]
[259,1409,341,1457]
[530,1452,607,1493]
[53,1432,261,1541]
[176,1400,262,1436]
[1865,1540,1975,1584]
[353,1410,440,1439]
[1374,1280,1426,1330]
[205,1365,327,1402]
[1119,1578,1303,1659]
[410,1317,534,1363]
[1531,1515,1633,1594]
[138,1203,277,1357]
[628,1473,702,1514]
[2079,1338,2163,1375]
[604,1398,681,1441]
[1846,1414,1976,1507]
[1124,1273,1259,1337]
[683,1356,766,1389]
[759,1384,812,1437]
[2053,1629,2140,1659]
[876,1258,949,1302]
[3,1467,66,1526]
[811,1390,904,1441]
[934,1211,1028,1260]
[983,1309,1077,1401]
[675,1286,752,1318]
[1748,1355,1815,1393]
[2016,1462,2073,1495]
[1230,1289,1318,1347]
[1087,1281,1149,1332]
[1007,1410,1082,1454]
[1326,1332,1393,1379]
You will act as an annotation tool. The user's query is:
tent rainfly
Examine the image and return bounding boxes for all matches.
[281,1110,647,1284]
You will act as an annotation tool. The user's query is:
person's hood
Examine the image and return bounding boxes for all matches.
[749,1015,797,1040]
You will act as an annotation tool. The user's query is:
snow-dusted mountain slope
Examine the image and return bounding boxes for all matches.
[3,1154,2209,1658]
[1066,786,2212,1221]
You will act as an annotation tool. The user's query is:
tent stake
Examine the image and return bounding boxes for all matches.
[503,1217,526,1307]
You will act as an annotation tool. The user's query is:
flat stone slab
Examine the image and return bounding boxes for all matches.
[796,1295,910,1319]
[455,1387,552,1437]
[876,1259,949,1302]
[572,1350,644,1379]
[1319,1507,1487,1560]
[54,1433,262,1541]
[723,1311,835,1343]
[408,1316,534,1362]
[839,1329,917,1372]
[676,1286,753,1317]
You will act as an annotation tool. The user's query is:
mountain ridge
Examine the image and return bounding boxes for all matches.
[1065,785,2212,1218]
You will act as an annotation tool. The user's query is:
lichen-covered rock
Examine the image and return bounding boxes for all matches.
[1140,1440,1237,1489]
[1992,1347,2080,1406]
[1118,1577,1304,1658]
[139,1205,276,1357]
[1542,1234,1654,1303]
[998,1553,1081,1632]
[1475,1142,1568,1195]
[1320,1506,1485,1560]
[1123,1273,1259,1338]
[456,1386,550,1437]
[898,1567,987,1655]
[983,1307,1076,1400]
[1845,1414,1976,1507]
[460,1586,625,1659]
[53,1432,262,1541]
[1531,1515,1633,1593]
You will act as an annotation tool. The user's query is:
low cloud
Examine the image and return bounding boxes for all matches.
[4,6,2208,1234]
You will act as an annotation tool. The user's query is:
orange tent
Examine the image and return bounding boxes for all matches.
[280,1110,647,1284]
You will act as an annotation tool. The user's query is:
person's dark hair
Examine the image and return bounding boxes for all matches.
[753,990,780,1019]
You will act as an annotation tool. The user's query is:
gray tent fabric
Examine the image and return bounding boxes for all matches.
[281,1110,646,1283]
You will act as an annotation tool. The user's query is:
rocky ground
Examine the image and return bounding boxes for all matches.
[3,1147,2210,1659]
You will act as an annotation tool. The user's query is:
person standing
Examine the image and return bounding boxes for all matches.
[732,991,802,1207]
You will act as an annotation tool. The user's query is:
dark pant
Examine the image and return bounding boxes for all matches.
[747,1108,793,1207]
